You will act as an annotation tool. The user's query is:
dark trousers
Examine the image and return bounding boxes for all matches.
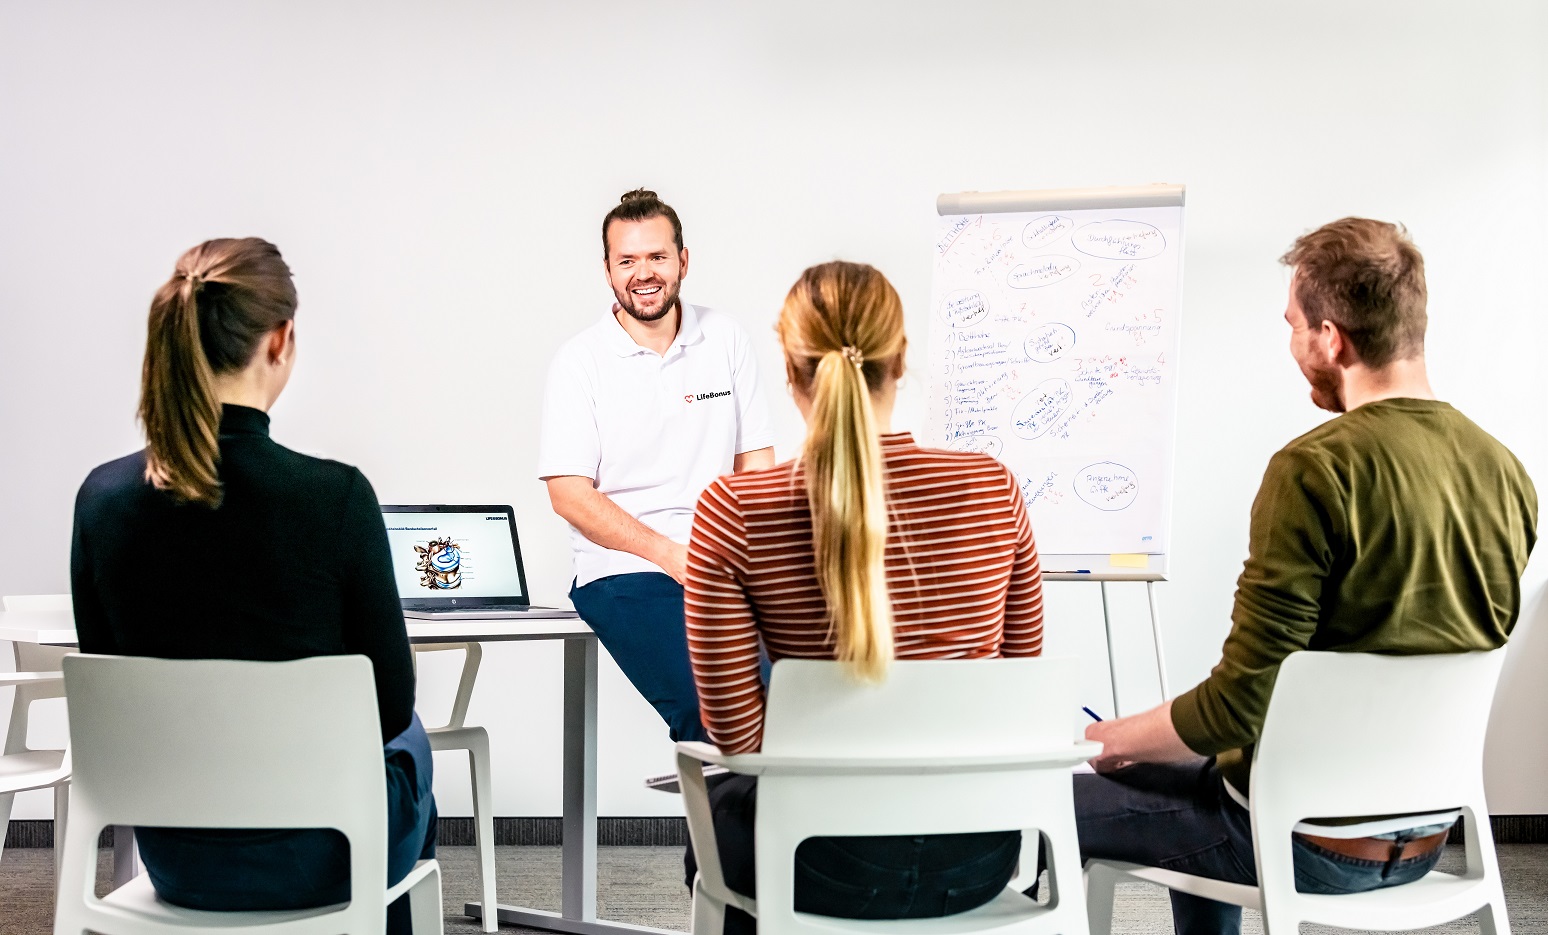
[137,714,439,935]
[1073,759,1445,935]
[686,774,1021,935]
[571,572,708,743]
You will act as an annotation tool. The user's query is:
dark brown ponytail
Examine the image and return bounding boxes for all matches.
[138,238,297,507]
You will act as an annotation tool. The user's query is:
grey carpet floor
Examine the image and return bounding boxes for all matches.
[2,844,1545,934]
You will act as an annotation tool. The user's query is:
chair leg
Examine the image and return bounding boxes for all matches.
[1083,861,1120,935]
[409,861,446,934]
[1260,904,1304,935]
[467,731,497,932]
[0,791,12,867]
[690,876,727,935]
[52,782,69,881]
[1478,894,1512,935]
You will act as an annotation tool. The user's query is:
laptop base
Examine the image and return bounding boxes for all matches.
[404,605,570,621]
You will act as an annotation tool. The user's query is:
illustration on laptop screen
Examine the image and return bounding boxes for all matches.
[383,507,528,604]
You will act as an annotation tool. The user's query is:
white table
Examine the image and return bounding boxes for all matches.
[0,609,676,935]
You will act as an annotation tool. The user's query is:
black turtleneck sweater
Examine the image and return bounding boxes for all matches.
[70,405,414,741]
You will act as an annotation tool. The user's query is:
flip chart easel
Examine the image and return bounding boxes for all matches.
[928,185,1187,715]
[1044,567,1168,716]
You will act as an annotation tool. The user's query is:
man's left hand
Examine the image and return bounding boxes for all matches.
[1083,700,1197,772]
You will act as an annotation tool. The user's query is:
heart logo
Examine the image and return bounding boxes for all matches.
[684,395,694,403]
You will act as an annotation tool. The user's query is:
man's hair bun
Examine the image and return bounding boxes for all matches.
[602,189,683,258]
[619,188,659,204]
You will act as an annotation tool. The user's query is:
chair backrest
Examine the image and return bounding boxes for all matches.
[59,654,393,931]
[1250,649,1506,826]
[3,594,71,754]
[63,653,387,830]
[760,657,1077,757]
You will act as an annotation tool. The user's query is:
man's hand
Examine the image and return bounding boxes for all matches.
[657,541,689,585]
[1083,700,1197,772]
[1085,719,1135,773]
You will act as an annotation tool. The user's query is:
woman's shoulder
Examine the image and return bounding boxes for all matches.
[77,450,151,507]
[244,443,381,521]
[886,441,1017,487]
[715,458,804,503]
[261,442,366,489]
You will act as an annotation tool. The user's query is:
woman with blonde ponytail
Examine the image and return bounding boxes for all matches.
[683,261,1046,933]
[71,238,435,934]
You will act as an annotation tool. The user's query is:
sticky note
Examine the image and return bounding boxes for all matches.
[1109,553,1148,569]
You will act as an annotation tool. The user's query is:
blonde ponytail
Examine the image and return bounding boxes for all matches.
[805,348,894,680]
[778,262,908,681]
[137,238,298,508]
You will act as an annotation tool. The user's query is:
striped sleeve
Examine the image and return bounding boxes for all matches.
[999,467,1044,657]
[685,477,768,754]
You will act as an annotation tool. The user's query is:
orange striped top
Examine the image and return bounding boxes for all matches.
[685,433,1044,754]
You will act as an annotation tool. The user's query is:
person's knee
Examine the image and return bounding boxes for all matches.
[669,707,708,743]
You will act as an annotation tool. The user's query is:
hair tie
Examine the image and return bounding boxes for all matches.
[181,270,205,291]
[841,345,865,369]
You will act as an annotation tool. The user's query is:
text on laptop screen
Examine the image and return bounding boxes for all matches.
[383,511,527,601]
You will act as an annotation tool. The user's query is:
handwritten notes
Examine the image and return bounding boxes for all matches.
[928,204,1184,555]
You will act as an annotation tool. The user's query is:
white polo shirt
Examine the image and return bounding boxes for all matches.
[538,302,775,587]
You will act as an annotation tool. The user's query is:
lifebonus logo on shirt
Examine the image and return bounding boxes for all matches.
[684,389,732,404]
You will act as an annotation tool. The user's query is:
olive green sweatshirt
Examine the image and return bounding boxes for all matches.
[1170,399,1538,794]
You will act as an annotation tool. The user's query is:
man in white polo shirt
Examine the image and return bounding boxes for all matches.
[538,189,774,742]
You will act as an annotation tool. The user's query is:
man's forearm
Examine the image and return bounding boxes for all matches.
[546,477,676,567]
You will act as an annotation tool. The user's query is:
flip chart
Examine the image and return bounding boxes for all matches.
[927,186,1185,563]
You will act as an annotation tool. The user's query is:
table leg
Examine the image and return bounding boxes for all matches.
[112,825,140,887]
[562,636,598,922]
[467,636,677,934]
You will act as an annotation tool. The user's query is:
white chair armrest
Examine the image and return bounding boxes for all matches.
[0,671,64,688]
[691,740,1103,777]
[676,741,733,768]
[676,748,759,917]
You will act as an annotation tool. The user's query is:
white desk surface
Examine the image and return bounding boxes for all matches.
[0,608,590,646]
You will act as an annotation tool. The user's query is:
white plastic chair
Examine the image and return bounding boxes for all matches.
[1,593,72,870]
[55,653,443,935]
[413,642,497,931]
[1086,649,1510,935]
[678,657,1100,935]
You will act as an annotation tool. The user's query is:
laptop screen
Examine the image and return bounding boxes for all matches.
[382,505,530,608]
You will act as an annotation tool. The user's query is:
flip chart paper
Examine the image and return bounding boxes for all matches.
[928,199,1184,556]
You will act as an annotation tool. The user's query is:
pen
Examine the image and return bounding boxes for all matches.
[1082,706,1103,722]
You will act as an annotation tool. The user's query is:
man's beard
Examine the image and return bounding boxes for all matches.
[613,279,682,323]
[1306,364,1345,413]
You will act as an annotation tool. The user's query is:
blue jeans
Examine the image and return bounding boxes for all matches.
[137,714,439,935]
[1072,759,1445,935]
[571,572,708,743]
[686,774,1021,935]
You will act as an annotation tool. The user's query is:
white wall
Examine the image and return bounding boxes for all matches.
[2,0,1545,820]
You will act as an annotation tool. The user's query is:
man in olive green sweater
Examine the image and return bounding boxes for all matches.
[1076,218,1537,935]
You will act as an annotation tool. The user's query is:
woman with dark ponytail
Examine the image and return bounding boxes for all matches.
[71,238,435,934]
[683,261,1046,932]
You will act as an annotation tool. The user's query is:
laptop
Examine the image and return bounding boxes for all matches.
[383,504,567,620]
